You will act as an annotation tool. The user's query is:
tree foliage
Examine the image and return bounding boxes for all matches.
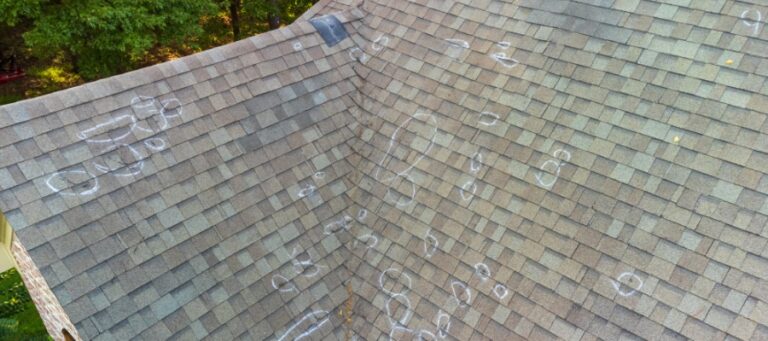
[2,0,217,79]
[0,0,316,100]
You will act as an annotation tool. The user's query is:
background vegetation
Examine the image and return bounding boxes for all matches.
[0,0,317,104]
[0,268,49,340]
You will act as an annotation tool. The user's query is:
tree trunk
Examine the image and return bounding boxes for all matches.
[268,0,280,29]
[229,0,241,40]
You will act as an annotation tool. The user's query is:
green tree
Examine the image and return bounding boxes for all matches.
[222,0,315,41]
[0,0,218,80]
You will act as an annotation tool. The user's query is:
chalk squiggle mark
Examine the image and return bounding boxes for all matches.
[469,152,483,174]
[46,170,99,196]
[424,229,438,258]
[610,272,644,297]
[444,38,469,49]
[353,234,378,249]
[52,95,183,196]
[742,9,763,35]
[277,310,330,341]
[490,52,519,68]
[496,41,511,49]
[77,115,139,144]
[444,38,470,61]
[357,208,368,221]
[418,330,437,341]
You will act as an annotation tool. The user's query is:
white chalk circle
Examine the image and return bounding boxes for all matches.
[611,272,644,297]
[290,247,325,277]
[349,47,369,63]
[450,280,472,307]
[379,268,413,295]
[493,284,509,300]
[143,138,167,151]
[293,41,303,51]
[435,310,451,339]
[131,95,157,110]
[159,98,183,119]
[46,169,99,196]
[374,112,438,182]
[478,111,499,126]
[297,184,317,198]
[271,274,297,293]
[357,208,368,221]
[444,38,470,60]
[490,52,519,68]
[535,148,570,188]
[553,149,571,162]
[323,215,352,234]
[459,180,477,201]
[386,293,413,327]
[474,263,491,281]
[353,234,378,249]
[388,325,414,341]
[372,34,390,51]
[313,171,326,179]
[535,159,561,188]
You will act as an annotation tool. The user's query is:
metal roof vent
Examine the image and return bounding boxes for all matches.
[310,15,348,47]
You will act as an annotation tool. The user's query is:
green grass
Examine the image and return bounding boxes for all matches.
[0,268,50,340]
[0,93,23,105]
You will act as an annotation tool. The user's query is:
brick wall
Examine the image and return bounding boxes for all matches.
[11,238,81,341]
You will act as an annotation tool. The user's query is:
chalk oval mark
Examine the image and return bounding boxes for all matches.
[379,268,412,295]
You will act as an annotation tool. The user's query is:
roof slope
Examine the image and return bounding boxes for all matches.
[342,0,768,339]
[0,8,367,340]
[1,0,768,340]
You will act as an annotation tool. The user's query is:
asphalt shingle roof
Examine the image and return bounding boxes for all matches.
[1,0,768,340]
